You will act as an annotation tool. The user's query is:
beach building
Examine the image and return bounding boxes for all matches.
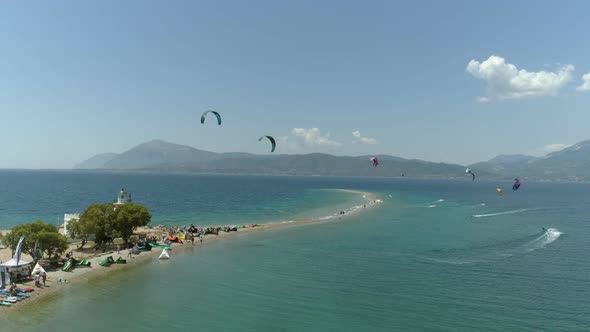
[62,213,80,237]
[114,188,132,205]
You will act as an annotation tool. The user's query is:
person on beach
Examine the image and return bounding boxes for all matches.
[117,244,121,254]
[34,272,41,287]
[42,272,47,286]
[9,283,17,296]
[200,234,204,245]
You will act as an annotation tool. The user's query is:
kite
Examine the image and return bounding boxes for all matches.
[512,178,521,191]
[370,157,379,168]
[259,136,276,152]
[465,168,475,181]
[201,111,222,125]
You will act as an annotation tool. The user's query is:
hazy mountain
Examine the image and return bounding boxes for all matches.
[74,153,118,169]
[469,139,590,181]
[103,140,218,169]
[469,154,537,175]
[77,138,590,181]
[76,140,473,178]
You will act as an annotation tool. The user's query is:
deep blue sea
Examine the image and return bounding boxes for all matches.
[1,171,589,331]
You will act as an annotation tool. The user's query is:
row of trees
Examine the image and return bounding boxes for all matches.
[68,203,152,249]
[1,221,68,260]
[0,203,151,259]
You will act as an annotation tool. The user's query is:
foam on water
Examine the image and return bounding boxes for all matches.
[517,228,562,253]
[472,208,530,218]
[424,228,563,265]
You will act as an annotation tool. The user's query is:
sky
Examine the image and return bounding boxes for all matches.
[2,0,590,169]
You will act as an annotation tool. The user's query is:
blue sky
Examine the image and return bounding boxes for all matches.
[2,0,590,168]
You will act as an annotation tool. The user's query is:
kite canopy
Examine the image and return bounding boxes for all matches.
[200,111,222,125]
[370,157,379,168]
[512,178,521,191]
[259,136,276,152]
[465,168,475,181]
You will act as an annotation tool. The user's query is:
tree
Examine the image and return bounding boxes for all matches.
[68,204,103,249]
[36,230,68,259]
[112,203,152,244]
[2,221,68,259]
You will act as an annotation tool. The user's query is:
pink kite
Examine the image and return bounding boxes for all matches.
[370,157,379,168]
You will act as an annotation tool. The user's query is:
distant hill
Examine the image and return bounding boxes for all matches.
[103,140,219,169]
[469,154,537,176]
[75,140,475,178]
[77,138,590,181]
[470,140,590,181]
[74,153,118,169]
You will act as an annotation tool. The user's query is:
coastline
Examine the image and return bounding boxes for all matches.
[0,190,381,316]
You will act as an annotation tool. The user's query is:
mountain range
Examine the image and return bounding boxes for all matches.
[75,139,590,181]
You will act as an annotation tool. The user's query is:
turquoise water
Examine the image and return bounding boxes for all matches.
[2,172,590,331]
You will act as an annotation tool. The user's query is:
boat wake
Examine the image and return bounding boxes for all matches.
[427,199,444,205]
[516,228,562,254]
[472,208,530,218]
[422,228,563,265]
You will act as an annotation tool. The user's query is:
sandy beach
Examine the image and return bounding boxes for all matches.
[0,190,381,315]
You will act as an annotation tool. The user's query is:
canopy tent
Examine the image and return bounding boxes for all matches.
[0,258,32,269]
[0,258,33,287]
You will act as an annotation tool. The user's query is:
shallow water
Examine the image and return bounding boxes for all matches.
[2,173,589,331]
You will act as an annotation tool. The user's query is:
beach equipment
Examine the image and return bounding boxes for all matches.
[159,249,170,260]
[76,258,91,267]
[99,256,115,267]
[62,258,78,271]
[138,242,153,251]
[31,262,46,276]
[115,257,127,264]
[149,244,171,250]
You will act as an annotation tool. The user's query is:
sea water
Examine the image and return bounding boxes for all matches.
[1,172,589,331]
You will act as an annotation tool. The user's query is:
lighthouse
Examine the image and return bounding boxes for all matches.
[115,188,132,205]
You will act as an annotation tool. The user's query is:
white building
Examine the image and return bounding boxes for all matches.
[62,213,80,236]
[114,188,132,205]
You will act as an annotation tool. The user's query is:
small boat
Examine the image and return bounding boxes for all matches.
[159,249,170,260]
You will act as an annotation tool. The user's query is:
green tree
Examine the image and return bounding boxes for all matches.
[112,203,152,244]
[36,230,68,259]
[3,221,68,259]
[68,205,104,249]
[76,203,116,247]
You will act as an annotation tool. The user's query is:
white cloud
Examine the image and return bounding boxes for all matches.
[292,128,341,146]
[352,130,377,144]
[466,55,574,101]
[530,143,571,156]
[576,73,590,91]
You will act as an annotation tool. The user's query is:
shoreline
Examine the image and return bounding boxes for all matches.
[0,190,382,316]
